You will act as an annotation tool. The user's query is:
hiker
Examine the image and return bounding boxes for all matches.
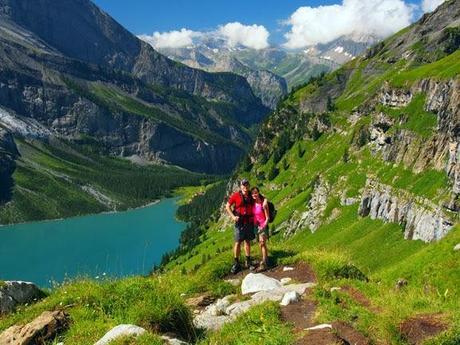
[251,187,270,272]
[226,178,255,274]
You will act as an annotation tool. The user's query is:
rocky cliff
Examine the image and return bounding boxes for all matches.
[0,128,18,204]
[156,49,288,109]
[0,0,269,176]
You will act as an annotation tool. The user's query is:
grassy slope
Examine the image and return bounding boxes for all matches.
[1,13,459,345]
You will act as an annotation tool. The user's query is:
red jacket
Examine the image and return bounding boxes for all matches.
[228,191,254,224]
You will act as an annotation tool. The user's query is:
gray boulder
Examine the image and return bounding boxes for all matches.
[280,291,301,306]
[94,324,146,345]
[241,273,282,295]
[161,335,190,345]
[0,281,45,315]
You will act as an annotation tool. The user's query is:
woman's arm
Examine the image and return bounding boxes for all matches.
[261,199,270,228]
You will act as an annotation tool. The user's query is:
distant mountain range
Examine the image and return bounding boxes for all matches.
[147,33,378,104]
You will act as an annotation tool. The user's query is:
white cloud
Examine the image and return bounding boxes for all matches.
[140,23,270,50]
[421,0,445,12]
[283,0,415,48]
[138,28,201,49]
[217,22,270,49]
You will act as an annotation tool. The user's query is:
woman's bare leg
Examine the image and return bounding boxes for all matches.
[259,235,268,264]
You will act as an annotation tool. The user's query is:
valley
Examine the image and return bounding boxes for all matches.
[0,0,459,344]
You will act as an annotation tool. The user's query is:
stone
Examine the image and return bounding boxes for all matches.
[94,324,146,345]
[225,300,255,317]
[280,277,292,285]
[194,314,231,331]
[0,310,69,345]
[396,278,408,290]
[206,295,235,316]
[283,267,294,272]
[280,291,301,306]
[161,335,189,345]
[185,294,215,308]
[194,282,316,331]
[0,281,45,315]
[454,243,460,251]
[224,278,241,287]
[241,273,282,295]
[306,324,333,331]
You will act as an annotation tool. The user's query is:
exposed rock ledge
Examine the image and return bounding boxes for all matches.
[282,177,330,237]
[358,180,453,242]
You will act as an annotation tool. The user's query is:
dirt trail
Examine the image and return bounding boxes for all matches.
[399,313,448,345]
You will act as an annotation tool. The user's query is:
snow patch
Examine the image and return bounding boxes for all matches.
[334,46,344,53]
[0,107,52,139]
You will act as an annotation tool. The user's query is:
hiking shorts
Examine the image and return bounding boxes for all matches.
[257,225,269,242]
[234,223,255,242]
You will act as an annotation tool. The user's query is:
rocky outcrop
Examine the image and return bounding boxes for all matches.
[371,79,460,195]
[0,128,19,204]
[358,180,453,242]
[0,281,45,315]
[282,178,330,237]
[379,82,412,107]
[0,310,69,345]
[194,273,315,331]
[94,325,146,345]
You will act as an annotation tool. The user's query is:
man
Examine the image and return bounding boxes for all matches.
[226,178,255,274]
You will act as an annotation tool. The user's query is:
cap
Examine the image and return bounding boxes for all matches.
[240,178,249,186]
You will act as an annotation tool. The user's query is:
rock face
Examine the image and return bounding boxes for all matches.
[0,0,269,174]
[0,128,18,204]
[94,324,146,345]
[282,178,329,237]
[371,79,460,194]
[0,310,69,345]
[358,180,453,242]
[0,281,44,315]
[156,53,288,109]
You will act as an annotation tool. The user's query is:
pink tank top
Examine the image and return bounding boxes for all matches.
[254,201,266,226]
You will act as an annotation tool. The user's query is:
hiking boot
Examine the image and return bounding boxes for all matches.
[245,259,256,271]
[230,262,241,274]
[257,261,267,272]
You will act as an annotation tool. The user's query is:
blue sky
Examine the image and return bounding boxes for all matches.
[92,0,337,34]
[92,0,440,47]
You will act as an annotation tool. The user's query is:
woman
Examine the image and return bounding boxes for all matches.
[251,187,270,272]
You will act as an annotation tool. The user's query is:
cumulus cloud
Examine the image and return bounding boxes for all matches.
[139,23,269,50]
[217,22,270,49]
[138,28,200,49]
[283,0,415,48]
[421,0,445,12]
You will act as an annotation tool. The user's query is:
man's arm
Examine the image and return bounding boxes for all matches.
[226,202,239,223]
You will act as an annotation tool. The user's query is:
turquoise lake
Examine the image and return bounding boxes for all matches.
[0,198,185,288]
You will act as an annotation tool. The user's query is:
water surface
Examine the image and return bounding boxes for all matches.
[0,198,185,288]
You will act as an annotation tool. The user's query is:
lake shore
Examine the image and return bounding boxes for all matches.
[0,199,162,228]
